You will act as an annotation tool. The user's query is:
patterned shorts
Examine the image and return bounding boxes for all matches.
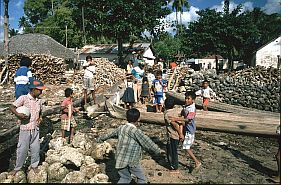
[83,78,95,91]
[182,132,195,149]
[61,117,77,131]
[153,95,164,105]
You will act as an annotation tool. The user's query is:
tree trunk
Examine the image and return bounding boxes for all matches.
[117,36,124,67]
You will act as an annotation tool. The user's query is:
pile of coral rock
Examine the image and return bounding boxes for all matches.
[181,66,280,112]
[0,132,113,183]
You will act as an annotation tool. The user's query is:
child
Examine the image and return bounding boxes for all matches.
[146,68,155,101]
[140,77,151,104]
[164,97,184,174]
[61,88,79,143]
[95,108,164,183]
[121,74,135,109]
[126,60,133,74]
[195,80,216,111]
[152,70,167,113]
[170,91,201,171]
[14,56,33,99]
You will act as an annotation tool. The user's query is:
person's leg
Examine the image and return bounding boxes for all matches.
[30,128,40,171]
[137,83,142,102]
[203,98,209,111]
[117,167,132,183]
[170,138,179,170]
[272,148,280,183]
[133,84,138,103]
[183,133,201,169]
[91,90,97,105]
[129,165,147,183]
[70,127,75,143]
[83,89,88,106]
[61,129,65,138]
[14,130,30,172]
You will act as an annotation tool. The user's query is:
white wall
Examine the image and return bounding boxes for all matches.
[195,58,228,70]
[256,36,281,68]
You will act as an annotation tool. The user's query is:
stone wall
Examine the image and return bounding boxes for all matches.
[182,66,280,112]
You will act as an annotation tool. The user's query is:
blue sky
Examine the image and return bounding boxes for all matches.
[0,0,280,41]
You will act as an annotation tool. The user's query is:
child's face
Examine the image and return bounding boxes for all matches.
[203,82,209,88]
[185,96,194,105]
[156,75,162,79]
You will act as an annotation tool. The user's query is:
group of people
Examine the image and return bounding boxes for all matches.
[8,55,280,184]
[122,55,168,113]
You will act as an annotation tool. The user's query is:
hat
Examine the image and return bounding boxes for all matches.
[132,51,136,54]
[29,79,46,90]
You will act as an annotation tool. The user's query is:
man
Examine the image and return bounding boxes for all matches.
[10,79,46,175]
[83,55,97,106]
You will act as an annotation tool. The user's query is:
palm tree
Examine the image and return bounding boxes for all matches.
[18,16,30,32]
[9,28,19,37]
[172,0,190,34]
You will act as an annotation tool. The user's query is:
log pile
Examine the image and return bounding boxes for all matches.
[72,58,126,90]
[179,66,280,112]
[7,54,67,85]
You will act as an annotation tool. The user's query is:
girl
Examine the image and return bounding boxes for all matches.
[140,76,150,104]
[121,74,135,109]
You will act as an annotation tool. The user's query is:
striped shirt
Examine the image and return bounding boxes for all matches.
[13,93,43,130]
[14,66,33,84]
[99,123,161,169]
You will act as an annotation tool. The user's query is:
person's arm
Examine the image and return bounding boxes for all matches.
[135,129,161,155]
[9,96,28,120]
[97,127,119,142]
[27,69,33,82]
[195,89,202,96]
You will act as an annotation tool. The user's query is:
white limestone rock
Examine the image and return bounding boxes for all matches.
[13,170,27,183]
[48,162,69,181]
[27,165,48,183]
[80,162,101,179]
[91,141,113,160]
[89,173,109,183]
[49,137,67,150]
[61,171,87,183]
[72,132,93,156]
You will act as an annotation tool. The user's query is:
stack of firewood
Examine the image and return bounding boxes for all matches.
[8,54,67,85]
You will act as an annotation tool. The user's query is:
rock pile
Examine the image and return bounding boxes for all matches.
[181,66,280,112]
[0,132,113,183]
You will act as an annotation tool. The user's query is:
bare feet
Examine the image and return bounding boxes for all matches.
[194,162,202,171]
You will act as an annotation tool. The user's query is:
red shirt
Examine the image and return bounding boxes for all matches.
[170,62,177,69]
[61,97,75,120]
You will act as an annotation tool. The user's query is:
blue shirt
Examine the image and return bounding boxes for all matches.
[181,103,196,134]
[131,67,144,81]
[14,66,33,85]
[152,79,167,96]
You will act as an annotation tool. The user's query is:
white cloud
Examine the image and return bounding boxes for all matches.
[211,1,254,13]
[159,6,200,35]
[262,0,281,14]
[16,0,23,9]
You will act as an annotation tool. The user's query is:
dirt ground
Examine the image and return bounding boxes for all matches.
[0,84,279,184]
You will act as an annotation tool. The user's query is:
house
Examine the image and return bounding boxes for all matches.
[253,35,281,68]
[184,55,228,70]
[78,43,156,66]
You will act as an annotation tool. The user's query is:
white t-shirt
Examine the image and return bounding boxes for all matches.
[195,87,216,98]
[83,61,96,78]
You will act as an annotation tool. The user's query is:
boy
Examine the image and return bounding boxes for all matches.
[9,79,46,175]
[152,70,167,113]
[95,108,164,183]
[170,91,201,171]
[164,97,184,174]
[61,88,79,143]
[83,55,97,106]
[195,80,216,111]
[14,56,33,99]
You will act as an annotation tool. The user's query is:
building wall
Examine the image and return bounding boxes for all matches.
[256,37,281,68]
[196,59,228,70]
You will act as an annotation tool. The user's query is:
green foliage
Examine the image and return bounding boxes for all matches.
[152,32,182,61]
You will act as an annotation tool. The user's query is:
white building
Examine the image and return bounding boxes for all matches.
[255,36,281,68]
[78,43,156,66]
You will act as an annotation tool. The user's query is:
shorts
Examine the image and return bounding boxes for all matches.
[182,132,195,149]
[61,117,77,131]
[83,78,95,91]
[203,97,209,106]
[153,95,164,105]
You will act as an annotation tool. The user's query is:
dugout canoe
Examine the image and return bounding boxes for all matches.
[105,94,279,138]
